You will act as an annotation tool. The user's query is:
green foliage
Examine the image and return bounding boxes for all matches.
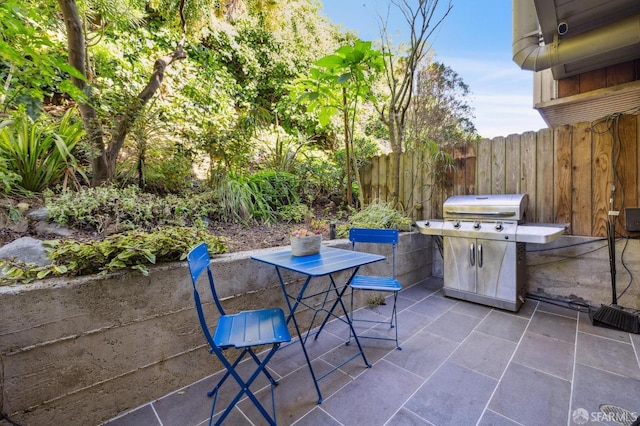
[0,0,86,110]
[292,40,385,126]
[336,201,413,238]
[144,150,194,194]
[333,135,381,174]
[209,173,269,223]
[0,227,227,284]
[256,130,307,173]
[117,105,195,194]
[277,203,310,223]
[293,153,342,204]
[0,109,86,193]
[367,294,387,307]
[197,119,256,175]
[211,171,303,224]
[44,186,214,234]
[291,40,386,205]
[247,170,300,211]
[0,157,21,194]
[4,0,347,187]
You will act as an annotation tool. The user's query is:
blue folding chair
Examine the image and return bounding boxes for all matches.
[187,243,291,425]
[348,228,402,350]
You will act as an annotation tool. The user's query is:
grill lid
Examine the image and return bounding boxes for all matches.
[443,194,528,222]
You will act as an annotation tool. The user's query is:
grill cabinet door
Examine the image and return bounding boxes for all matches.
[444,236,518,303]
[443,236,476,293]
[475,239,517,301]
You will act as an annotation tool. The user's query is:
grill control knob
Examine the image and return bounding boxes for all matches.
[495,222,503,231]
[453,220,461,229]
[473,221,481,230]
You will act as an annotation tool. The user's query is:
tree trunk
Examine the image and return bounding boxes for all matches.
[343,88,353,205]
[387,106,402,206]
[57,0,108,186]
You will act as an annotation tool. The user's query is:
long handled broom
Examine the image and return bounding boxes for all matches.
[589,219,640,334]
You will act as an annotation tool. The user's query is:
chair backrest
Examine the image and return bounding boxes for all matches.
[349,228,398,277]
[187,242,226,347]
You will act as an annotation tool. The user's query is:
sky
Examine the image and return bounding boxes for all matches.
[320,0,548,138]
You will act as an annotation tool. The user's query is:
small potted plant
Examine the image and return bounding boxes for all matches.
[290,222,326,256]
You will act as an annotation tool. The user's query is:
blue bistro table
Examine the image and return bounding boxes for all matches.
[251,246,385,403]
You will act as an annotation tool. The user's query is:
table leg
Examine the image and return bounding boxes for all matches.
[314,270,371,369]
[314,268,358,338]
[275,268,324,404]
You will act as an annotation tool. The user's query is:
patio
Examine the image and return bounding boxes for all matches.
[105,276,640,426]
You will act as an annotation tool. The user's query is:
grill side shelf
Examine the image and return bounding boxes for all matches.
[415,220,444,236]
[515,224,567,243]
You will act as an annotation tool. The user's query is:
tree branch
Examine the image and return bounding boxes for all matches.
[105,0,188,174]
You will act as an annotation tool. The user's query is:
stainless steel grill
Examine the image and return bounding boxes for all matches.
[416,194,566,311]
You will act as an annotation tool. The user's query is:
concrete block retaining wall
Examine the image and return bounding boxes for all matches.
[525,236,640,309]
[0,232,432,426]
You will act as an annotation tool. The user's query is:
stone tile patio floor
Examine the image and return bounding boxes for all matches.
[106,277,640,426]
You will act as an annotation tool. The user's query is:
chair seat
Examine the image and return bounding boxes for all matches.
[214,308,291,349]
[350,275,402,292]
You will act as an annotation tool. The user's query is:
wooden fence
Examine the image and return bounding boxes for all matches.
[360,113,640,237]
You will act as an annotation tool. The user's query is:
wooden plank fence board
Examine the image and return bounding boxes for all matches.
[380,154,389,202]
[477,138,492,194]
[401,152,413,215]
[421,147,434,219]
[453,144,467,195]
[572,122,593,236]
[591,119,612,237]
[371,156,380,203]
[554,125,573,232]
[616,114,638,236]
[492,136,506,194]
[506,134,521,194]
[446,145,456,199]
[520,131,537,221]
[411,150,423,220]
[465,142,477,194]
[536,128,554,223]
[361,158,372,206]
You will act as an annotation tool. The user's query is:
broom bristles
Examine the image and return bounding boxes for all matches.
[590,304,640,334]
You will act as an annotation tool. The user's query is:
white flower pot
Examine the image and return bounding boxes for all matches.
[290,234,322,256]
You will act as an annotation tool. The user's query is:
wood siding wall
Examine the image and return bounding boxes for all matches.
[360,113,640,237]
[558,59,640,98]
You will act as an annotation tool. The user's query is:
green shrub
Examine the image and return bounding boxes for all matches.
[210,171,301,224]
[143,151,194,194]
[0,226,227,283]
[277,203,311,223]
[44,186,214,233]
[117,132,195,195]
[293,154,342,204]
[247,170,300,211]
[336,200,413,238]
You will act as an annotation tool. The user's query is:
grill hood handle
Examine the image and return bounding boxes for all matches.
[445,210,516,218]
